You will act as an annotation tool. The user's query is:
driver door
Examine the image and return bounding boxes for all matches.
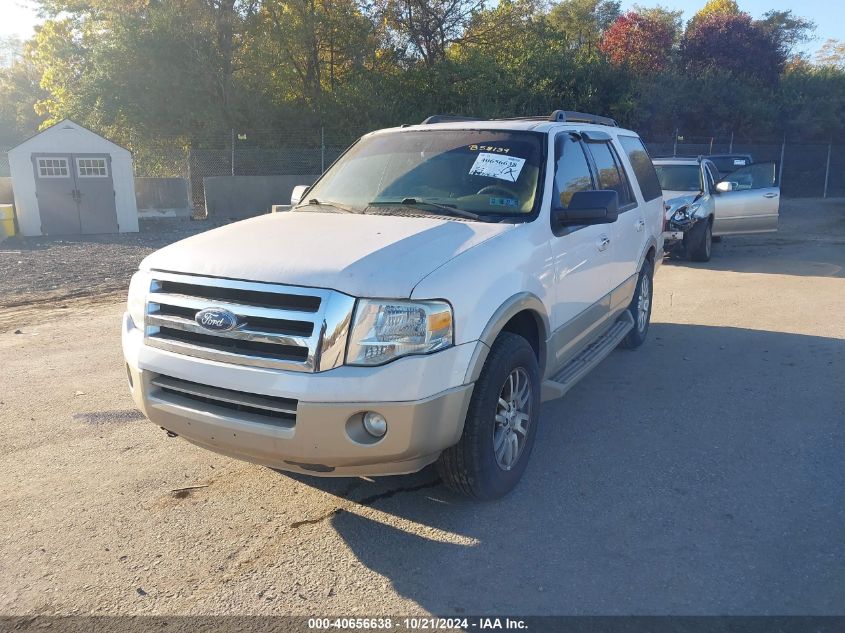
[712,162,779,235]
[547,133,616,374]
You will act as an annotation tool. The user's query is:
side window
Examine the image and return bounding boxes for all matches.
[76,157,109,178]
[587,142,634,207]
[618,136,661,201]
[719,162,778,191]
[554,134,594,208]
[37,157,69,178]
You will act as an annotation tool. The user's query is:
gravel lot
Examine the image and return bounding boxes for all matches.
[0,219,221,308]
[0,199,843,616]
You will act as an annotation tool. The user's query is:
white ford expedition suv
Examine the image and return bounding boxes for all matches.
[123,110,664,499]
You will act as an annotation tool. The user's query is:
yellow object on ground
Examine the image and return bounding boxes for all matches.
[0,204,15,238]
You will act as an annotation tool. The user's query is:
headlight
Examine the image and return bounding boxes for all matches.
[346,299,453,366]
[127,270,152,329]
[688,202,701,215]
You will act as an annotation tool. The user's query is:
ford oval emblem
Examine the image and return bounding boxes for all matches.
[195,308,239,332]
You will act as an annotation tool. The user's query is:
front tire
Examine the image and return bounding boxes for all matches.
[621,257,653,349]
[685,218,713,262]
[437,332,540,500]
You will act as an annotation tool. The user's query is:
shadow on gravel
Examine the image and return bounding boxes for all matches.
[284,323,845,615]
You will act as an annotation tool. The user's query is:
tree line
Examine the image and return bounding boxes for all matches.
[1,0,844,153]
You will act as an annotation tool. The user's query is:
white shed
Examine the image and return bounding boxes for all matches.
[8,119,139,236]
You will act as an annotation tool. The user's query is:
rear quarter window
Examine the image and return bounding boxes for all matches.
[618,136,662,202]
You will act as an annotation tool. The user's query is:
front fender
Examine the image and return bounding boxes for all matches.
[410,225,554,383]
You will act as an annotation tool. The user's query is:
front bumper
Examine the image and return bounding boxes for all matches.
[123,313,476,476]
[662,230,685,244]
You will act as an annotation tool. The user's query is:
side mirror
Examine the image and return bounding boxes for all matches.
[290,185,310,206]
[553,190,619,227]
[715,181,734,193]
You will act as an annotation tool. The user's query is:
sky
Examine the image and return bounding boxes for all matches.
[1,0,843,55]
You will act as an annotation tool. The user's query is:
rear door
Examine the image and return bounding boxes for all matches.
[32,154,81,235]
[73,154,119,234]
[616,135,663,281]
[712,162,779,235]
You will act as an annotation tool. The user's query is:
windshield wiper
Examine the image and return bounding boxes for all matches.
[369,198,492,222]
[302,198,357,214]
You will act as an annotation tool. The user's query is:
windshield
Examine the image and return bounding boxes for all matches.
[297,130,544,219]
[654,164,703,192]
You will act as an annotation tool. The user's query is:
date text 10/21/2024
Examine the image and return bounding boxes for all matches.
[307,617,529,630]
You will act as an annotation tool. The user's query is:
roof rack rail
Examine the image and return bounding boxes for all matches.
[548,110,618,127]
[420,114,482,124]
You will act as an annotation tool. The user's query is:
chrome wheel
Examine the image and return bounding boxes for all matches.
[637,274,651,332]
[493,367,532,471]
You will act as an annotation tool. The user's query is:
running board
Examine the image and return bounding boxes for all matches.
[541,311,635,402]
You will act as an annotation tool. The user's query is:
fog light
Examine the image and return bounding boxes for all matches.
[362,411,387,437]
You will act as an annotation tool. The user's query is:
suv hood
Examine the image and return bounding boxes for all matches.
[140,211,513,298]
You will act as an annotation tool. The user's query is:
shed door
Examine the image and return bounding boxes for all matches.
[32,154,81,235]
[74,154,118,234]
[32,153,119,235]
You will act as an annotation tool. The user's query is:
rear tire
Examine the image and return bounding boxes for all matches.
[437,332,540,500]
[685,218,713,262]
[621,258,653,350]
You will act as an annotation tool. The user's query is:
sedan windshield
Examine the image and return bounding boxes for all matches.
[297,130,544,219]
[654,164,702,192]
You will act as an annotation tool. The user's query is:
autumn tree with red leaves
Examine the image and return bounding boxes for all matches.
[599,11,674,74]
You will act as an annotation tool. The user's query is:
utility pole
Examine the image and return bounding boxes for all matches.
[823,142,832,198]
[729,131,734,153]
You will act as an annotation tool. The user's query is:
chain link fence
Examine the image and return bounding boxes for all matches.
[3,130,845,210]
[644,136,845,198]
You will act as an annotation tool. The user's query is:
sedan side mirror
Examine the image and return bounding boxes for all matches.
[553,190,619,227]
[715,181,734,193]
[290,185,310,206]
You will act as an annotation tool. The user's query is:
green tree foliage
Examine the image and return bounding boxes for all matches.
[691,0,739,21]
[0,40,47,146]
[1,0,844,154]
[548,0,621,53]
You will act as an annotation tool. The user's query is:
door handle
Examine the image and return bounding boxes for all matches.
[635,218,646,232]
[596,235,611,252]
[763,192,778,198]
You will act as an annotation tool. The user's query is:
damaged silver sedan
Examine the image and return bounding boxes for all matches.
[654,156,780,262]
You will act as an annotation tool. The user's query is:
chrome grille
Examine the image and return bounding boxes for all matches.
[150,374,297,428]
[144,272,355,372]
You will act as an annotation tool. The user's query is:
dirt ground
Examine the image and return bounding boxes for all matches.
[0,218,221,331]
[0,199,843,615]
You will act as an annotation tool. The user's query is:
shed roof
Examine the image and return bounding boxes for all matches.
[8,119,130,156]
